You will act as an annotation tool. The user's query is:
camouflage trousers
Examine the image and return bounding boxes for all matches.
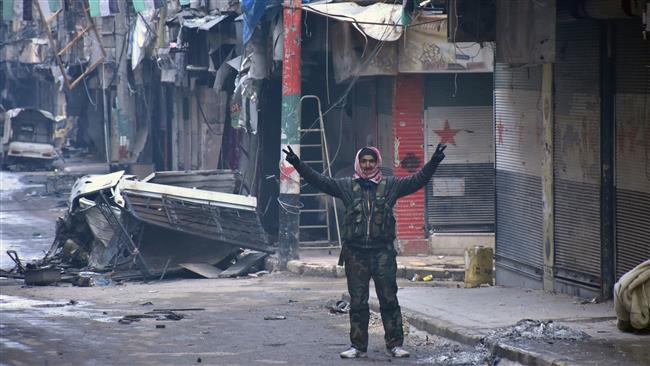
[344,246,404,352]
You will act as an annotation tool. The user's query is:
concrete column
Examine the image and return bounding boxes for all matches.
[541,63,555,292]
[278,0,301,269]
[113,1,135,163]
[600,23,616,299]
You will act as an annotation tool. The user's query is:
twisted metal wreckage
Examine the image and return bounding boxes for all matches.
[7,170,273,285]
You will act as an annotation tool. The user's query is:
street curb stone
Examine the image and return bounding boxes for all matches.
[268,257,464,281]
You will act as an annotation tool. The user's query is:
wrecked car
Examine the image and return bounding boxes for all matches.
[1,108,57,170]
[41,170,272,282]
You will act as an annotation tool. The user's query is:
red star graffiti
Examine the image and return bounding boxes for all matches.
[496,118,504,145]
[434,120,462,146]
[279,164,296,182]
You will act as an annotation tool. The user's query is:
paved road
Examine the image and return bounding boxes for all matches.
[0,170,494,366]
[1,274,495,366]
[0,171,68,268]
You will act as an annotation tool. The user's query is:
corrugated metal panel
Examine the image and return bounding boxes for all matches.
[615,20,650,94]
[425,164,494,231]
[553,20,602,289]
[495,63,544,281]
[424,105,494,230]
[394,75,426,239]
[495,169,544,278]
[615,20,650,279]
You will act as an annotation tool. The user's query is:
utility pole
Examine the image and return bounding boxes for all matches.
[278,0,301,270]
[112,0,134,164]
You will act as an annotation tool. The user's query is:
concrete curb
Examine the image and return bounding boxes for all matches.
[265,256,464,281]
[488,342,572,366]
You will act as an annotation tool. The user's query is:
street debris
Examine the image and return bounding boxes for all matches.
[4,170,273,285]
[179,263,223,279]
[411,273,435,282]
[264,315,286,320]
[32,300,78,308]
[488,319,590,341]
[416,345,492,366]
[248,270,270,278]
[574,297,601,305]
[5,250,61,286]
[327,299,350,314]
[118,310,186,324]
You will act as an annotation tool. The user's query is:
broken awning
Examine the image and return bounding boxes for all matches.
[302,2,405,42]
[182,14,229,30]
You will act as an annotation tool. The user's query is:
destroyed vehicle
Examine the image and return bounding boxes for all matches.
[1,108,57,170]
[47,170,271,280]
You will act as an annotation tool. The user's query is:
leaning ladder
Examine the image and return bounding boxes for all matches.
[298,95,341,249]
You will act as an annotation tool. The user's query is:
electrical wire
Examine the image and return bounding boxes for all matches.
[325,17,330,104]
[80,60,97,107]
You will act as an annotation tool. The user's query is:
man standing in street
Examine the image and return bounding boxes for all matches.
[283,144,446,359]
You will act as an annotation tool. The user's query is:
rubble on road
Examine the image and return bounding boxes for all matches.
[487,319,590,341]
[326,299,350,314]
[4,169,272,285]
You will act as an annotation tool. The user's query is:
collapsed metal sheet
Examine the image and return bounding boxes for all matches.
[142,169,242,193]
[182,14,228,30]
[303,2,404,41]
[121,189,271,253]
[68,171,126,210]
[78,198,122,270]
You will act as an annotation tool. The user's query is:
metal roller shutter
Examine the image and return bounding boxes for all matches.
[553,20,602,291]
[494,63,545,286]
[424,74,494,232]
[614,20,650,279]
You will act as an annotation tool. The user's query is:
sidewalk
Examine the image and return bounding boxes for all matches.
[273,249,649,366]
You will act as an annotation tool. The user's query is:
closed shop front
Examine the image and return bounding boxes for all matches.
[553,20,602,294]
[614,20,650,279]
[424,74,494,233]
[494,64,545,289]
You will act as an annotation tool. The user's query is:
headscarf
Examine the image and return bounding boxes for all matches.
[353,146,382,184]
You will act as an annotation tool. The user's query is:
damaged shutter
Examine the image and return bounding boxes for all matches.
[494,63,544,287]
[553,20,602,293]
[424,74,494,232]
[614,20,650,279]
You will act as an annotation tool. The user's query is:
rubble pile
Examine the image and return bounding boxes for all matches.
[488,319,590,341]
